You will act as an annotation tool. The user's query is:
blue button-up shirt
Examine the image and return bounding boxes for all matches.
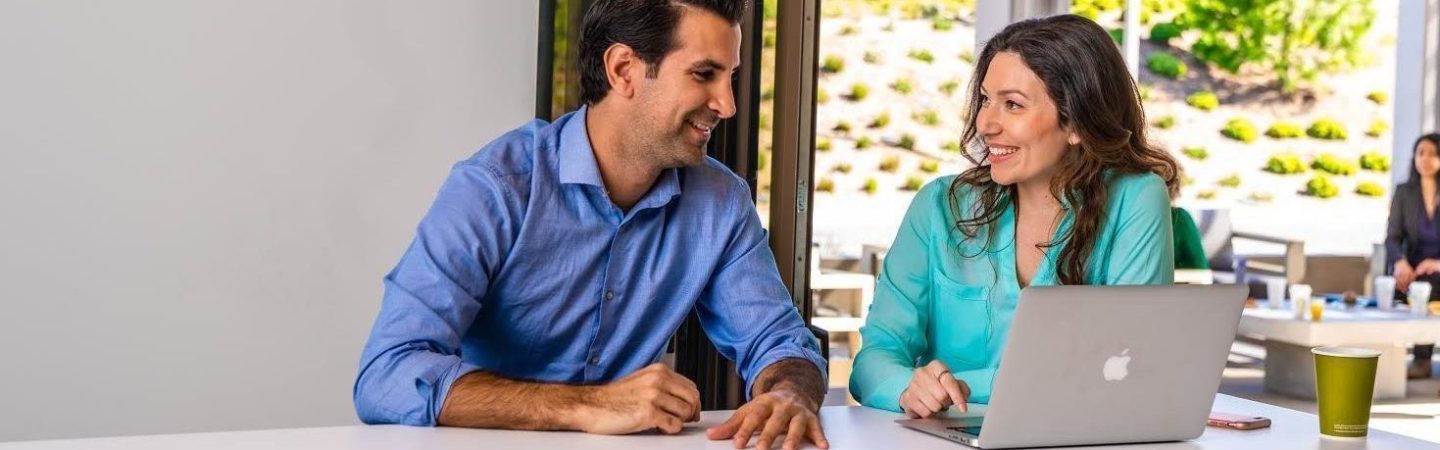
[354,106,826,426]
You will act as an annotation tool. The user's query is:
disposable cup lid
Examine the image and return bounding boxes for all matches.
[1311,346,1381,358]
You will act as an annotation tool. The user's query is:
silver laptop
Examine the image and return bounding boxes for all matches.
[897,284,1248,448]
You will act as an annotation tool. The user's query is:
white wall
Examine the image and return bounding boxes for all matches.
[0,0,537,442]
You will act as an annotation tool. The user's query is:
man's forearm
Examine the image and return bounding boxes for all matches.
[437,370,592,430]
[750,358,826,409]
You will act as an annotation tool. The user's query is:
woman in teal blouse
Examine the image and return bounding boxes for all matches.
[849,15,1182,417]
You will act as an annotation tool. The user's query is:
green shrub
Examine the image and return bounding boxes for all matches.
[959,49,975,64]
[1305,175,1340,198]
[863,51,881,64]
[1142,0,1187,24]
[1072,0,1122,20]
[833,162,852,174]
[839,25,858,36]
[897,133,916,150]
[1182,174,1195,186]
[868,112,890,128]
[1222,118,1258,143]
[1367,91,1389,105]
[896,2,938,19]
[1197,189,1216,200]
[816,177,835,193]
[1186,91,1219,111]
[1311,153,1357,176]
[914,109,940,126]
[1366,119,1388,138]
[942,141,962,153]
[821,55,845,74]
[1265,122,1304,139]
[1359,151,1390,171]
[1108,27,1124,44]
[758,112,770,130]
[939,80,960,96]
[758,148,769,170]
[1182,146,1208,160]
[1153,115,1176,129]
[1217,173,1241,188]
[763,33,776,49]
[1149,22,1183,43]
[855,136,873,150]
[903,175,925,191]
[847,83,870,101]
[833,120,852,133]
[863,178,879,194]
[932,17,954,31]
[879,156,901,172]
[919,160,939,173]
[1264,153,1306,175]
[1146,52,1187,80]
[890,78,913,94]
[761,86,774,101]
[1355,181,1385,197]
[816,138,832,152]
[907,49,935,64]
[1307,118,1348,140]
[1248,191,1274,203]
[816,87,830,104]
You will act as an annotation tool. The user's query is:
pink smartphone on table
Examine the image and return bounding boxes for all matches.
[1207,412,1271,430]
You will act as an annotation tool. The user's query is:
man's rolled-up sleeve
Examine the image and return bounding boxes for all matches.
[353,162,516,425]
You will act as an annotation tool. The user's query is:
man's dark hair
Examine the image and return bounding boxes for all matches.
[578,0,748,104]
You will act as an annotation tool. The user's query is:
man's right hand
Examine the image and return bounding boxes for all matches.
[899,360,970,419]
[576,363,702,435]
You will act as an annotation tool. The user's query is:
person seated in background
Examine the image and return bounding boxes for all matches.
[1384,132,1440,384]
[353,2,830,449]
[848,14,1181,417]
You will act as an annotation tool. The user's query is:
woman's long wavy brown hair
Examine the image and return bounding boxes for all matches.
[951,14,1181,285]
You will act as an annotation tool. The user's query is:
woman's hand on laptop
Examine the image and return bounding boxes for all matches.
[900,360,970,418]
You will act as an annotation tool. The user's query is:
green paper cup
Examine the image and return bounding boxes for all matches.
[1312,346,1380,438]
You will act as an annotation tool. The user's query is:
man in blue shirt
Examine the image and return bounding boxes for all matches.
[353,1,828,449]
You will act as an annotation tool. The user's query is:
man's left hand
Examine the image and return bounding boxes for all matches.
[705,389,828,450]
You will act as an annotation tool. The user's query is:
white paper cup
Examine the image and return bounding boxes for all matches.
[1410,281,1431,317]
[1374,276,1395,310]
[1266,278,1287,310]
[1290,284,1312,320]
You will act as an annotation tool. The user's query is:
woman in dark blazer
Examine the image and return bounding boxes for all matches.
[1386,132,1440,381]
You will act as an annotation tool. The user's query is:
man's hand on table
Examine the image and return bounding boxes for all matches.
[574,363,701,434]
[706,388,828,450]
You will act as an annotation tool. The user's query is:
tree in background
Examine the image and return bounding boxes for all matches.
[1179,0,1375,94]
[1072,0,1184,24]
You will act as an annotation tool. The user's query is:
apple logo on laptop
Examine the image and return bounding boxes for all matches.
[1103,349,1131,382]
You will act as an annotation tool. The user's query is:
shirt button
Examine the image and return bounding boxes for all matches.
[605,291,614,300]
[589,356,600,365]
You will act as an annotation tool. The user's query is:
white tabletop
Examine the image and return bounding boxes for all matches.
[1241,305,1440,346]
[3,394,1435,449]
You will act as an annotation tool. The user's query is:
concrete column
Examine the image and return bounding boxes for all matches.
[1124,0,1141,79]
[1392,0,1438,185]
[975,0,1071,55]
